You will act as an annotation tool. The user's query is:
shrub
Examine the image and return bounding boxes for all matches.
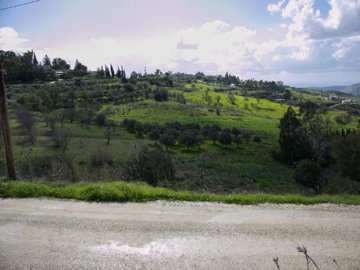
[334,112,352,125]
[126,146,175,186]
[218,128,232,146]
[52,128,71,154]
[294,159,321,190]
[154,89,168,102]
[123,119,137,133]
[179,129,201,149]
[89,147,113,167]
[96,113,107,126]
[17,153,53,178]
[333,134,360,182]
[253,136,261,144]
[160,131,176,150]
[15,106,36,144]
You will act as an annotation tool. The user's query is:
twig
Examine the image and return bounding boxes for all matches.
[297,246,320,270]
[273,257,280,270]
[333,258,341,270]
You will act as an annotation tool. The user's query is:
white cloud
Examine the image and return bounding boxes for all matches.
[269,0,360,39]
[0,27,28,51]
[4,2,360,85]
[267,0,286,14]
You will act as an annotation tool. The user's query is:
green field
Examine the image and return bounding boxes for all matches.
[2,79,359,195]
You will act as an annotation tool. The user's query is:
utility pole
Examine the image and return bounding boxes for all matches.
[0,63,16,179]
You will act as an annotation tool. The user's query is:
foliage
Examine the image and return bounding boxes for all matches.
[333,134,360,182]
[89,147,113,167]
[126,146,175,186]
[1,180,360,205]
[15,106,36,144]
[334,112,352,125]
[179,129,202,149]
[279,107,312,163]
[294,160,321,190]
[52,128,71,153]
[218,128,232,146]
[72,60,88,77]
[154,89,169,102]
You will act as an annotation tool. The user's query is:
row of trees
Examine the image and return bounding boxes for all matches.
[122,119,260,149]
[1,50,87,83]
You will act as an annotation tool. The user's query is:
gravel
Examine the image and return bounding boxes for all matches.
[0,198,359,270]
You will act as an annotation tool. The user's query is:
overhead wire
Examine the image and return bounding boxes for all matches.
[0,0,40,11]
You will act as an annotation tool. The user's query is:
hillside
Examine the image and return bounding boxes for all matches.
[3,72,359,194]
[311,83,360,96]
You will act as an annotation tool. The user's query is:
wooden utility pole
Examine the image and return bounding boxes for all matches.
[0,63,16,179]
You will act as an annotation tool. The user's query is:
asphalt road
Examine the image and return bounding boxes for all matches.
[0,199,359,270]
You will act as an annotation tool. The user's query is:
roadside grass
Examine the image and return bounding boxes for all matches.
[0,180,359,205]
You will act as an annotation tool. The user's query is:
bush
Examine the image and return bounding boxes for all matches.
[333,134,360,182]
[179,129,202,149]
[17,153,53,178]
[154,89,168,102]
[218,128,232,146]
[89,147,113,167]
[294,159,321,190]
[52,128,71,153]
[96,113,107,126]
[323,173,360,194]
[126,146,175,186]
[16,153,77,181]
[334,112,352,125]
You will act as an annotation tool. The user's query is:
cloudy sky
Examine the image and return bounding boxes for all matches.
[1,0,360,86]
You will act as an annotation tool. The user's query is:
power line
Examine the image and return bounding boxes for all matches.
[0,0,40,11]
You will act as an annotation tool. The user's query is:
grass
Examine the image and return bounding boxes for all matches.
[5,81,359,194]
[0,180,359,205]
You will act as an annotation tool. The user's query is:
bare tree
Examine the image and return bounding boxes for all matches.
[52,128,71,154]
[16,106,36,144]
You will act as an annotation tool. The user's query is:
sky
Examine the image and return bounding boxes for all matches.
[0,0,360,86]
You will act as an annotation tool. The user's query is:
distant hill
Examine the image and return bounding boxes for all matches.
[312,83,360,96]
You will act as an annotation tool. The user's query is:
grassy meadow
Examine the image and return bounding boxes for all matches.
[1,78,359,199]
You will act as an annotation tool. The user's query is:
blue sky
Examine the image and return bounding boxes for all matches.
[1,0,360,86]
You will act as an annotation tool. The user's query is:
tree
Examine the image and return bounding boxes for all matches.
[148,128,161,143]
[15,106,36,144]
[104,127,112,145]
[73,60,87,76]
[134,122,144,137]
[228,92,236,105]
[116,67,121,78]
[96,113,106,126]
[209,125,220,144]
[299,101,320,121]
[253,136,261,145]
[233,135,242,147]
[160,131,176,150]
[218,128,232,147]
[124,83,135,93]
[333,134,360,182]
[52,128,71,154]
[179,129,200,149]
[294,159,321,190]
[52,58,70,70]
[154,89,168,102]
[32,52,38,66]
[110,64,115,78]
[43,54,51,66]
[279,107,311,163]
[104,65,111,78]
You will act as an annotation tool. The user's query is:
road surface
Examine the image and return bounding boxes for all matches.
[0,198,359,270]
